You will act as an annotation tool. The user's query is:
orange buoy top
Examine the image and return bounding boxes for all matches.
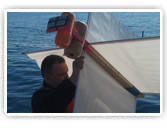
[55,12,76,48]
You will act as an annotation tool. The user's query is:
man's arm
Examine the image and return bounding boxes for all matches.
[69,56,85,85]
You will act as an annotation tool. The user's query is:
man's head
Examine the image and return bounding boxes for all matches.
[41,55,69,88]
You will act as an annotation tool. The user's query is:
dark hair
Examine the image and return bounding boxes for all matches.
[41,55,65,77]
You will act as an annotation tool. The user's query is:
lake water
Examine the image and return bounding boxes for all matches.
[7,11,160,113]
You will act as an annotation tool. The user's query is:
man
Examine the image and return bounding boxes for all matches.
[31,55,85,113]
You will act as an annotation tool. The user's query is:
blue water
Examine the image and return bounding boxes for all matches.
[7,12,160,113]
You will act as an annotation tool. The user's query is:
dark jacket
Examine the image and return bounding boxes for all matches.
[31,78,76,113]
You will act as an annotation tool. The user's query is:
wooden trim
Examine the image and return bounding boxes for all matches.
[90,36,160,45]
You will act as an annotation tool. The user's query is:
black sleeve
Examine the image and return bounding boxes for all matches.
[31,78,76,113]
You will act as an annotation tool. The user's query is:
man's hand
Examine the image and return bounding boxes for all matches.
[69,56,85,85]
[73,56,85,73]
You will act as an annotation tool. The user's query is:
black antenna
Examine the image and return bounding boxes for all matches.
[142,31,144,38]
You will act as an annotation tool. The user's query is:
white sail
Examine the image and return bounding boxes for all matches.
[92,37,160,94]
[86,12,139,43]
[73,12,140,113]
[73,52,137,113]
[73,37,160,113]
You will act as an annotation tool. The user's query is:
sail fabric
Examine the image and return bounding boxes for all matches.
[73,12,141,113]
[86,12,139,43]
[91,37,160,94]
[73,52,137,113]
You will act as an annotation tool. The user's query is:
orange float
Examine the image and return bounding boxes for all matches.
[64,21,88,59]
[54,12,76,48]
[47,12,91,57]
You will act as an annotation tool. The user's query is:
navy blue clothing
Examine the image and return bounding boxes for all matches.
[31,78,76,113]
